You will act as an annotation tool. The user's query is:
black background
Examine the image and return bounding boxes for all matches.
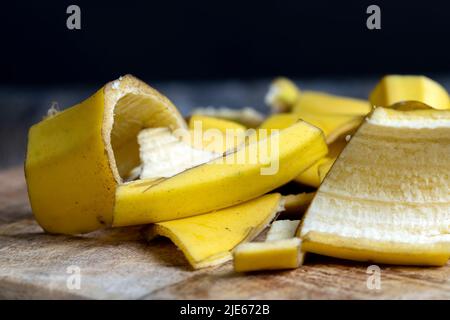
[1,0,450,85]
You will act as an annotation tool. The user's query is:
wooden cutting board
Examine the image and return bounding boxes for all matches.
[0,167,449,299]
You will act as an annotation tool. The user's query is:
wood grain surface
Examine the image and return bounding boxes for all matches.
[0,167,449,299]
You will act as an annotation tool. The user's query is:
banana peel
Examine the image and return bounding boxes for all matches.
[188,115,246,153]
[144,193,283,269]
[266,220,300,241]
[233,220,303,272]
[293,91,371,117]
[300,106,450,266]
[265,77,300,113]
[283,193,315,215]
[264,77,370,143]
[294,138,349,187]
[294,157,332,188]
[25,75,187,234]
[259,111,362,145]
[190,107,264,128]
[113,121,328,226]
[259,115,353,188]
[262,81,367,188]
[137,127,219,179]
[233,238,302,272]
[265,77,371,117]
[370,75,450,110]
[189,115,246,132]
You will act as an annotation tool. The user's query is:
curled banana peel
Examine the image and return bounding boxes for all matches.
[113,121,328,226]
[25,75,187,234]
[144,193,283,269]
[300,106,450,266]
[233,220,303,272]
[188,115,246,153]
[293,91,371,117]
[370,75,450,110]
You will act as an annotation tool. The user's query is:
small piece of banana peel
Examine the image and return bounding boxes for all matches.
[144,193,283,269]
[370,75,450,110]
[300,106,450,266]
[25,75,187,234]
[233,220,303,272]
[295,138,349,187]
[188,115,247,153]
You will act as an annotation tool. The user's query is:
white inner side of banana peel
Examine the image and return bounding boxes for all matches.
[104,76,226,183]
[104,75,188,183]
[130,127,221,180]
[300,107,450,246]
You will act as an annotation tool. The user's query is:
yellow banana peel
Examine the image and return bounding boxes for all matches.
[113,121,328,226]
[259,113,353,188]
[317,157,335,182]
[25,75,187,234]
[370,75,450,110]
[265,77,300,113]
[283,193,315,215]
[190,107,264,128]
[293,91,371,117]
[294,110,362,144]
[233,220,303,272]
[300,106,450,266]
[188,115,246,153]
[294,157,333,187]
[265,220,300,241]
[265,77,371,117]
[294,138,348,187]
[233,238,303,272]
[145,193,283,269]
[260,107,363,145]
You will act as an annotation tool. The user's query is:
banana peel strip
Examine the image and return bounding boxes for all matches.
[144,194,284,269]
[370,75,450,110]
